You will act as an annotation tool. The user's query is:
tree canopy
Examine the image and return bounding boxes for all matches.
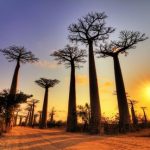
[0,45,39,63]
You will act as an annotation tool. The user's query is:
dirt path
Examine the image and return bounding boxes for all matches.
[0,127,150,150]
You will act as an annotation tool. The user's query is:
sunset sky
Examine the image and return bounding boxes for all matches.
[0,0,150,121]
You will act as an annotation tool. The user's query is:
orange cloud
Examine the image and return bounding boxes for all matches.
[76,75,88,85]
[103,81,113,87]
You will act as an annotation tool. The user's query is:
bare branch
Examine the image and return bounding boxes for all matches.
[68,12,115,44]
[51,45,87,68]
[0,45,39,63]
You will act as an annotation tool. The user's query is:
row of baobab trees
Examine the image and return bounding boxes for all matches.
[0,12,148,134]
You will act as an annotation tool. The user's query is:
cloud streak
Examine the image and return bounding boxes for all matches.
[34,60,59,69]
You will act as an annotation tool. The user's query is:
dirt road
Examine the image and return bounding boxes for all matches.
[0,127,150,150]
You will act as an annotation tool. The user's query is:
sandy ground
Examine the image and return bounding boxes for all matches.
[0,127,150,150]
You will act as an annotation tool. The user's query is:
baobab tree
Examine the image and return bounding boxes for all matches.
[141,107,147,124]
[28,99,39,127]
[14,108,21,126]
[68,12,115,134]
[51,45,86,132]
[128,99,138,126]
[35,78,59,128]
[0,46,38,95]
[49,107,56,123]
[97,30,148,132]
[0,46,38,130]
[38,110,42,126]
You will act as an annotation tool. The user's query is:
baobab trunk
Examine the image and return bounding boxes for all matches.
[66,62,77,132]
[131,103,138,126]
[10,60,20,95]
[6,60,20,131]
[40,88,48,128]
[113,55,130,132]
[88,41,101,134]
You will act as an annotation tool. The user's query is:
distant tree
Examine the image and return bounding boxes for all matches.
[128,99,138,126]
[97,31,148,132]
[51,45,86,132]
[35,78,59,128]
[49,107,56,123]
[18,115,24,126]
[24,105,32,126]
[38,110,42,126]
[28,99,39,127]
[14,108,21,126]
[68,12,115,134]
[33,114,38,126]
[0,89,32,131]
[141,107,147,124]
[77,103,91,131]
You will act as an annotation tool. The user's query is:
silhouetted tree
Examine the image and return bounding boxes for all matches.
[25,105,32,126]
[18,115,24,126]
[49,107,56,123]
[68,12,115,134]
[0,46,38,130]
[35,78,59,128]
[97,31,148,132]
[77,103,91,131]
[14,108,21,126]
[128,99,138,126]
[141,107,147,124]
[0,46,38,95]
[28,99,39,127]
[51,45,86,132]
[0,89,32,131]
[33,114,38,127]
[38,110,42,126]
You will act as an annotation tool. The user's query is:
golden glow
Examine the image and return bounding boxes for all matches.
[145,85,150,98]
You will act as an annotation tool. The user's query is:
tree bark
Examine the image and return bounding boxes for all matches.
[113,55,130,132]
[66,61,77,132]
[40,88,48,128]
[88,41,101,134]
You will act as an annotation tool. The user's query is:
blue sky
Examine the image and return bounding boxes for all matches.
[0,0,150,119]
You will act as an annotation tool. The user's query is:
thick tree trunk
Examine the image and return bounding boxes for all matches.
[113,55,130,132]
[6,60,20,131]
[88,41,101,134]
[131,104,138,126]
[10,60,20,95]
[40,88,48,128]
[66,62,77,132]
